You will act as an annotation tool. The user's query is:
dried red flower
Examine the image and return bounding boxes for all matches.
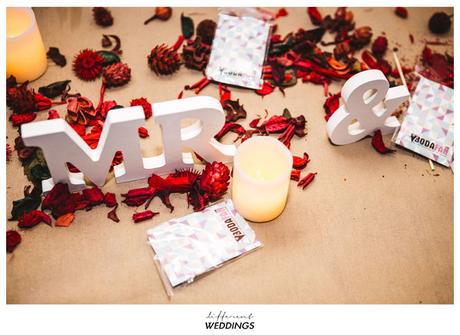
[7,230,22,253]
[103,192,117,207]
[371,36,388,56]
[10,112,36,127]
[138,127,149,138]
[133,210,159,223]
[103,62,131,87]
[293,152,310,169]
[147,43,181,75]
[307,7,322,26]
[394,7,408,19]
[18,210,52,228]
[130,97,153,119]
[196,19,217,45]
[93,7,113,27]
[7,82,36,114]
[199,162,230,200]
[67,96,97,125]
[298,172,317,189]
[351,26,373,49]
[42,183,75,219]
[371,129,394,154]
[73,49,105,81]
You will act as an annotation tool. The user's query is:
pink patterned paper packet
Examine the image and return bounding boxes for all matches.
[147,200,262,293]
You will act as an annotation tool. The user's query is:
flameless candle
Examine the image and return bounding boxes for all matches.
[7,7,47,83]
[232,136,293,222]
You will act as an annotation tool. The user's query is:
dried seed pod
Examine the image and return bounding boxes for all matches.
[182,36,211,70]
[147,44,181,75]
[103,62,131,87]
[93,7,113,27]
[196,19,217,45]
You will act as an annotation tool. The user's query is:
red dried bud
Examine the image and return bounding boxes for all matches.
[298,172,317,190]
[103,62,131,88]
[138,126,149,138]
[371,36,388,56]
[394,7,408,19]
[133,210,159,223]
[7,230,22,253]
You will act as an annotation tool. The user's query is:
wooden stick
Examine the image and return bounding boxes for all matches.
[392,51,435,171]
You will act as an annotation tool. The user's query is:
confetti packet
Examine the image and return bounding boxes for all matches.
[205,13,271,89]
[395,76,454,167]
[147,199,262,296]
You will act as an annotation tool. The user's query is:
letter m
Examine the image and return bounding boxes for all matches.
[21,106,146,192]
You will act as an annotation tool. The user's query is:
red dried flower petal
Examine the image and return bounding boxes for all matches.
[293,152,310,170]
[133,210,159,223]
[70,192,89,210]
[275,8,288,19]
[249,118,261,128]
[121,187,155,206]
[47,109,60,119]
[9,112,36,127]
[103,192,117,208]
[324,93,341,121]
[130,97,152,119]
[255,81,275,96]
[107,204,120,222]
[214,122,246,141]
[82,186,104,206]
[18,210,52,228]
[371,129,394,154]
[307,7,323,26]
[290,169,301,182]
[55,213,75,227]
[138,126,149,138]
[7,230,21,253]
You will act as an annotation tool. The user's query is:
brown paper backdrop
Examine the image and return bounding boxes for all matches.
[6,7,453,304]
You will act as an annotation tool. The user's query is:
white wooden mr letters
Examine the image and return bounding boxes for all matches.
[326,69,410,145]
[21,96,236,192]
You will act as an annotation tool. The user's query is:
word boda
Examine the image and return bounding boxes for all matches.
[21,96,236,192]
[411,133,449,155]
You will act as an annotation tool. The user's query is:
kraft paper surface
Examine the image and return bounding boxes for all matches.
[6,7,453,304]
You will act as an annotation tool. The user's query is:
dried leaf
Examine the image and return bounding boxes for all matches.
[38,80,71,99]
[10,187,42,220]
[181,13,194,39]
[47,47,66,67]
[96,50,121,67]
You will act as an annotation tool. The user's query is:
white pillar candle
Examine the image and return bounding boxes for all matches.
[232,136,293,222]
[7,7,47,83]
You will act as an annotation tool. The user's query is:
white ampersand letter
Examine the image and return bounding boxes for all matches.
[326,69,409,145]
